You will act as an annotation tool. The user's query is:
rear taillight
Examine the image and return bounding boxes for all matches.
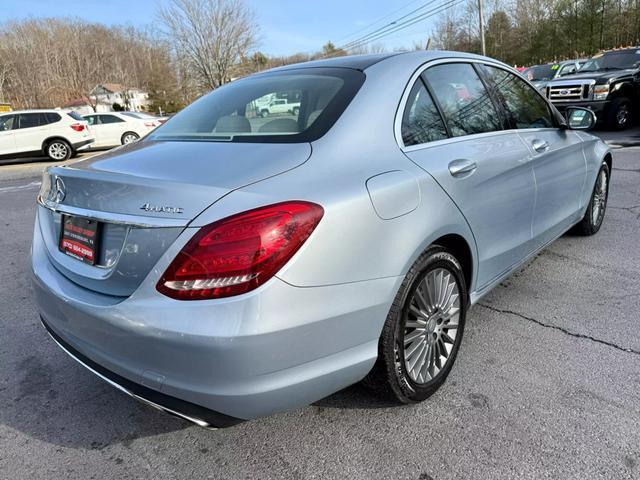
[70,123,85,132]
[157,201,324,300]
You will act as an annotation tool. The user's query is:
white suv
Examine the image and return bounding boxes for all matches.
[0,110,94,161]
[258,99,301,117]
[82,112,159,148]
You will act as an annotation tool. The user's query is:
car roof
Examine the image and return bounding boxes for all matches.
[266,50,512,74]
[1,109,68,115]
[598,47,640,55]
[82,112,122,115]
[527,60,573,68]
[268,53,399,72]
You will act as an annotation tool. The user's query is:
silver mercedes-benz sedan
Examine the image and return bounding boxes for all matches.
[32,51,611,428]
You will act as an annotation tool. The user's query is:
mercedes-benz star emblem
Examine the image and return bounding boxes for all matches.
[53,177,66,203]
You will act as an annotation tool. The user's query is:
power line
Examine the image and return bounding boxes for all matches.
[339,0,463,52]
[335,0,426,43]
[340,0,440,50]
[339,0,465,52]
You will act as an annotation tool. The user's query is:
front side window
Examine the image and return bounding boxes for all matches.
[17,113,43,129]
[422,63,502,137]
[401,80,448,146]
[0,115,14,131]
[479,64,555,129]
[148,68,365,143]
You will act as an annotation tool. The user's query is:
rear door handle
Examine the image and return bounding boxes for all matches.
[448,159,477,177]
[531,139,549,153]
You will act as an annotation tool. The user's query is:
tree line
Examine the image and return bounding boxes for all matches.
[432,0,640,66]
[0,19,181,112]
[2,0,638,112]
[0,0,258,112]
[0,0,350,112]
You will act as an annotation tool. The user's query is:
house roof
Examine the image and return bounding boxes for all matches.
[62,97,110,108]
[101,83,125,93]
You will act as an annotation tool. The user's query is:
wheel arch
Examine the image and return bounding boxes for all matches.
[603,151,612,175]
[611,82,634,101]
[41,136,72,153]
[121,131,140,143]
[431,233,474,297]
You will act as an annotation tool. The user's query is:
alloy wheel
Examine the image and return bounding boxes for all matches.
[616,105,629,128]
[591,169,608,227]
[402,267,461,384]
[48,142,68,160]
[123,134,138,144]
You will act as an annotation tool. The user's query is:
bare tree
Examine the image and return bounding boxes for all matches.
[0,18,181,111]
[158,0,259,92]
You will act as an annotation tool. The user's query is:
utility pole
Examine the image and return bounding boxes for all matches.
[478,0,486,56]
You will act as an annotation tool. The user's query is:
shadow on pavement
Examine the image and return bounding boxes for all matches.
[314,383,401,410]
[0,326,190,449]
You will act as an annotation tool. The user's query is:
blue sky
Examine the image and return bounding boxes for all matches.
[1,0,447,56]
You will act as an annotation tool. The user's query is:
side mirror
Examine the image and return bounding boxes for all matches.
[566,107,596,130]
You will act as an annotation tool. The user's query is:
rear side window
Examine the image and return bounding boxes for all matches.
[422,63,502,138]
[0,115,14,131]
[99,115,125,124]
[401,80,448,146]
[148,67,365,143]
[45,112,61,124]
[84,115,97,125]
[478,64,554,129]
[67,111,84,121]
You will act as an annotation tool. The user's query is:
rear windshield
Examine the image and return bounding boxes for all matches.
[523,64,558,81]
[122,112,156,119]
[67,111,84,121]
[147,67,365,143]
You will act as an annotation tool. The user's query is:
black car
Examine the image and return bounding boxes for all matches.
[544,48,640,130]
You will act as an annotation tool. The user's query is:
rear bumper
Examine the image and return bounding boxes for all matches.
[31,213,399,421]
[41,317,242,428]
[72,138,95,151]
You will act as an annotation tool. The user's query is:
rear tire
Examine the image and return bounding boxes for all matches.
[45,140,71,161]
[606,97,632,130]
[260,109,269,118]
[363,246,467,403]
[573,162,610,236]
[293,107,300,116]
[121,132,139,145]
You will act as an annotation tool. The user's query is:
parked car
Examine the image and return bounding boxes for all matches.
[522,59,585,90]
[82,112,158,148]
[0,109,93,161]
[544,47,640,130]
[258,98,300,117]
[120,111,162,125]
[33,51,611,428]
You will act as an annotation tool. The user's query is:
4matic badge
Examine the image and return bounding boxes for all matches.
[140,203,184,214]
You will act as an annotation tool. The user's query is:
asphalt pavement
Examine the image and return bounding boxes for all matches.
[0,145,638,479]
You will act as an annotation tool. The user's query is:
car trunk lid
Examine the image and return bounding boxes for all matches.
[38,140,311,297]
